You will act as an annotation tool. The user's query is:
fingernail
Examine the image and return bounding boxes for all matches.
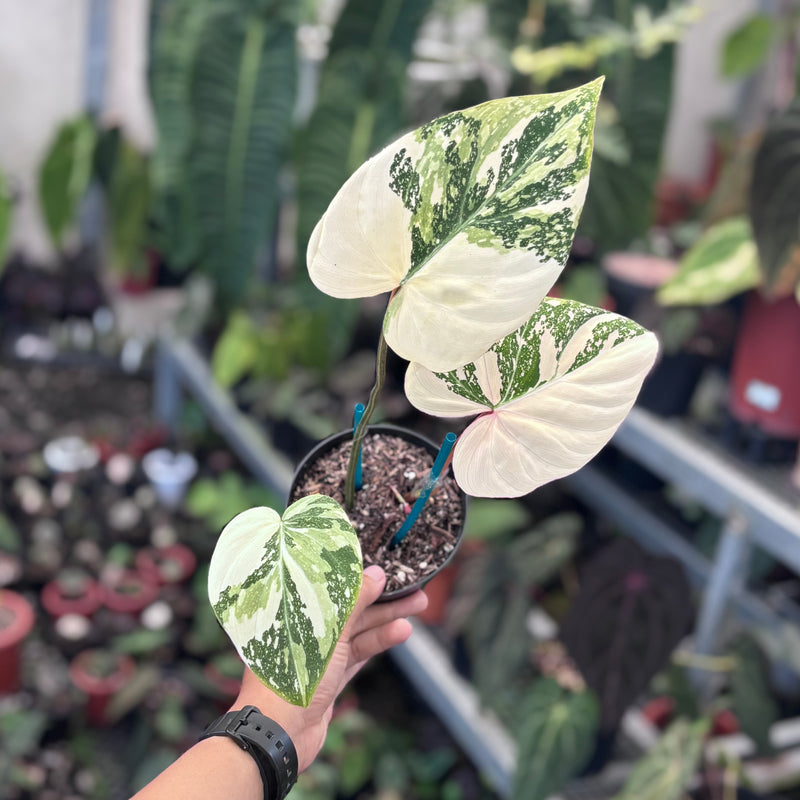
[364,565,385,582]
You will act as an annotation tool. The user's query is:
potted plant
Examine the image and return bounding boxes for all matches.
[40,567,102,620]
[135,543,197,586]
[656,96,800,455]
[0,589,35,694]
[207,81,659,709]
[68,647,136,726]
[100,568,160,616]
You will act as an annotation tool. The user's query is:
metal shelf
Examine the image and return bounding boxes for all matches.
[571,406,800,667]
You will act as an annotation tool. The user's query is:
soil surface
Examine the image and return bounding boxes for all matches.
[291,432,464,595]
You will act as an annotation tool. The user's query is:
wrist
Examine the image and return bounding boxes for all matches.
[203,705,298,800]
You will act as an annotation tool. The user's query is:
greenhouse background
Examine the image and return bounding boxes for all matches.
[1,1,799,799]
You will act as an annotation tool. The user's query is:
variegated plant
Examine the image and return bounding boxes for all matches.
[208,496,362,706]
[405,297,657,497]
[209,79,659,707]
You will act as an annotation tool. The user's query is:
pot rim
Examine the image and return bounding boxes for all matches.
[69,648,136,693]
[0,589,35,647]
[290,424,468,602]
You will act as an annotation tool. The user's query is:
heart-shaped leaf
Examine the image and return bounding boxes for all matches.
[657,217,760,306]
[405,297,658,497]
[307,80,602,372]
[208,496,362,706]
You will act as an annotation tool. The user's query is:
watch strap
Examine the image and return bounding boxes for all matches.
[200,705,298,800]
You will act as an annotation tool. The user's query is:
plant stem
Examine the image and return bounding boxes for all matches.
[344,329,389,510]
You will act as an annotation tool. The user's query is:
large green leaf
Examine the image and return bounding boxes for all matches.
[722,13,776,78]
[512,678,599,800]
[749,100,800,296]
[107,139,151,277]
[308,80,603,372]
[657,217,760,306]
[208,496,362,706]
[189,10,298,305]
[0,171,12,270]
[405,297,658,497]
[611,718,709,800]
[730,636,778,756]
[149,0,222,194]
[38,115,97,250]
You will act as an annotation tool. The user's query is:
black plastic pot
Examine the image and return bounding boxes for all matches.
[289,424,468,602]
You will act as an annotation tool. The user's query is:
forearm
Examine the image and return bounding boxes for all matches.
[130,736,263,800]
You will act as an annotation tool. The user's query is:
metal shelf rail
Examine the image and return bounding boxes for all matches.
[572,407,800,667]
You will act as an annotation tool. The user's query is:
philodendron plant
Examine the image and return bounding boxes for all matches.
[208,78,659,708]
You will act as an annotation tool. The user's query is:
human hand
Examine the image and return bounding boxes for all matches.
[232,565,428,772]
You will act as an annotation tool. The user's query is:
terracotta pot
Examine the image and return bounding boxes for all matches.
[135,544,197,586]
[0,590,35,694]
[290,425,468,602]
[729,293,800,440]
[101,570,160,615]
[41,573,103,619]
[69,648,136,726]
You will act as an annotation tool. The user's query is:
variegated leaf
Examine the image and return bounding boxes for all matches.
[405,297,658,497]
[610,718,710,800]
[208,496,362,707]
[657,217,760,306]
[307,80,603,372]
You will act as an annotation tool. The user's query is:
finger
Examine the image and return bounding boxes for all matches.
[349,618,414,665]
[350,589,428,635]
[349,566,386,620]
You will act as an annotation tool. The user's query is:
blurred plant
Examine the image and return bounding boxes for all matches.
[0,705,49,792]
[452,511,590,800]
[149,0,301,306]
[37,116,154,281]
[658,100,800,308]
[293,0,434,256]
[500,0,699,254]
[38,115,97,255]
[611,717,710,800]
[185,470,282,531]
[293,705,480,800]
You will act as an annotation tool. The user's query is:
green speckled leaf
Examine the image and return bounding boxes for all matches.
[611,717,709,800]
[208,496,362,706]
[405,297,658,497]
[308,80,602,372]
[657,217,760,306]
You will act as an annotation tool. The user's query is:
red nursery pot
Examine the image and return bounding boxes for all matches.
[729,293,800,439]
[101,570,160,615]
[41,573,103,619]
[0,590,36,694]
[135,544,197,586]
[69,649,136,726]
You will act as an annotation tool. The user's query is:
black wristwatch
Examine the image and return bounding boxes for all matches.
[200,705,298,799]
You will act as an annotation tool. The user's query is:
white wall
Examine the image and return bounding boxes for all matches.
[0,1,89,263]
[0,0,154,265]
[662,0,760,182]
